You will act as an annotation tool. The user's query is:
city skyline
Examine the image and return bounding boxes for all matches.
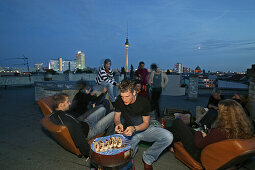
[0,0,255,72]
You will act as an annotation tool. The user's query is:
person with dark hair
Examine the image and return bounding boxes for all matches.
[134,80,149,99]
[148,64,168,118]
[193,88,224,129]
[96,59,119,103]
[207,88,224,110]
[114,80,173,170]
[171,99,254,163]
[135,61,149,91]
[70,80,110,117]
[49,93,115,158]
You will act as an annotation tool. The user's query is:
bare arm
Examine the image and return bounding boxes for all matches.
[135,115,150,131]
[124,115,150,136]
[114,111,123,133]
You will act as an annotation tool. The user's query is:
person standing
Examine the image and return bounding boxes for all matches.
[96,59,119,104]
[114,80,173,170]
[148,64,168,118]
[135,61,149,91]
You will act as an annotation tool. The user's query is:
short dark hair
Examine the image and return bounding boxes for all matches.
[150,63,157,71]
[104,58,111,65]
[139,61,144,66]
[119,80,135,93]
[53,93,69,110]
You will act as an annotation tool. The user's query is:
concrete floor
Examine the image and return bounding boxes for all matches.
[0,87,254,170]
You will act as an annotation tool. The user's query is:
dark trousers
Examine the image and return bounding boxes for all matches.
[199,109,218,128]
[151,87,162,118]
[170,119,201,162]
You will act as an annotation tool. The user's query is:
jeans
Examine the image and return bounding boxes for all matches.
[130,125,173,165]
[100,82,116,102]
[77,105,104,121]
[83,107,115,139]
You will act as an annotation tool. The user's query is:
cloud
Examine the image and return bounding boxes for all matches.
[198,39,255,50]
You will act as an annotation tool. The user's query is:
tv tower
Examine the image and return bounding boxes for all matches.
[125,24,130,72]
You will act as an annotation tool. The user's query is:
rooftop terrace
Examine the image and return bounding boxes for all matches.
[0,87,254,170]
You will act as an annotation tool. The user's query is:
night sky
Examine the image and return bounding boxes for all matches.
[0,0,255,72]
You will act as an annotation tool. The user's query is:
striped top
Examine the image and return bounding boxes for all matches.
[96,66,116,85]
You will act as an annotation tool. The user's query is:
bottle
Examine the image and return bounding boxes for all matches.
[161,118,166,129]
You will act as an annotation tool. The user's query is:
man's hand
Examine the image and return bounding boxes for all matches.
[115,123,124,134]
[124,126,135,136]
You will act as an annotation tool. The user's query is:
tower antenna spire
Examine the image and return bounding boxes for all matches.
[125,23,130,72]
[127,23,128,38]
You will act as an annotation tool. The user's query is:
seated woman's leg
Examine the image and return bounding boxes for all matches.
[171,118,201,162]
[87,111,115,139]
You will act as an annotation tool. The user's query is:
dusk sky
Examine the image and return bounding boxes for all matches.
[0,0,255,72]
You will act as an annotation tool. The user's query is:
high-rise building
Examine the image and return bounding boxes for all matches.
[62,60,76,71]
[59,58,63,71]
[49,59,60,71]
[49,58,76,72]
[174,63,183,73]
[76,51,85,70]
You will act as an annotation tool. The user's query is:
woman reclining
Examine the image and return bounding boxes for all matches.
[170,99,254,162]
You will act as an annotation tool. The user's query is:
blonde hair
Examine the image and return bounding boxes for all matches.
[217,99,254,139]
[119,80,135,93]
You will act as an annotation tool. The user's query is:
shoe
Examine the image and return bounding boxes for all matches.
[142,159,153,170]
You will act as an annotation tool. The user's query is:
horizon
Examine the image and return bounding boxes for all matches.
[0,0,255,72]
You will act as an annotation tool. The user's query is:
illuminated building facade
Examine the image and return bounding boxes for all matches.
[174,63,183,73]
[76,51,85,70]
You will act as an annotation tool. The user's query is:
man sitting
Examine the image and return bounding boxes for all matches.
[114,80,173,170]
[49,93,115,158]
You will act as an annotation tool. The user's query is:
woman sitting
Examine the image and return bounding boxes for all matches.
[170,99,254,162]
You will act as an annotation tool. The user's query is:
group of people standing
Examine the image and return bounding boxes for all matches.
[48,58,254,170]
[95,59,168,119]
